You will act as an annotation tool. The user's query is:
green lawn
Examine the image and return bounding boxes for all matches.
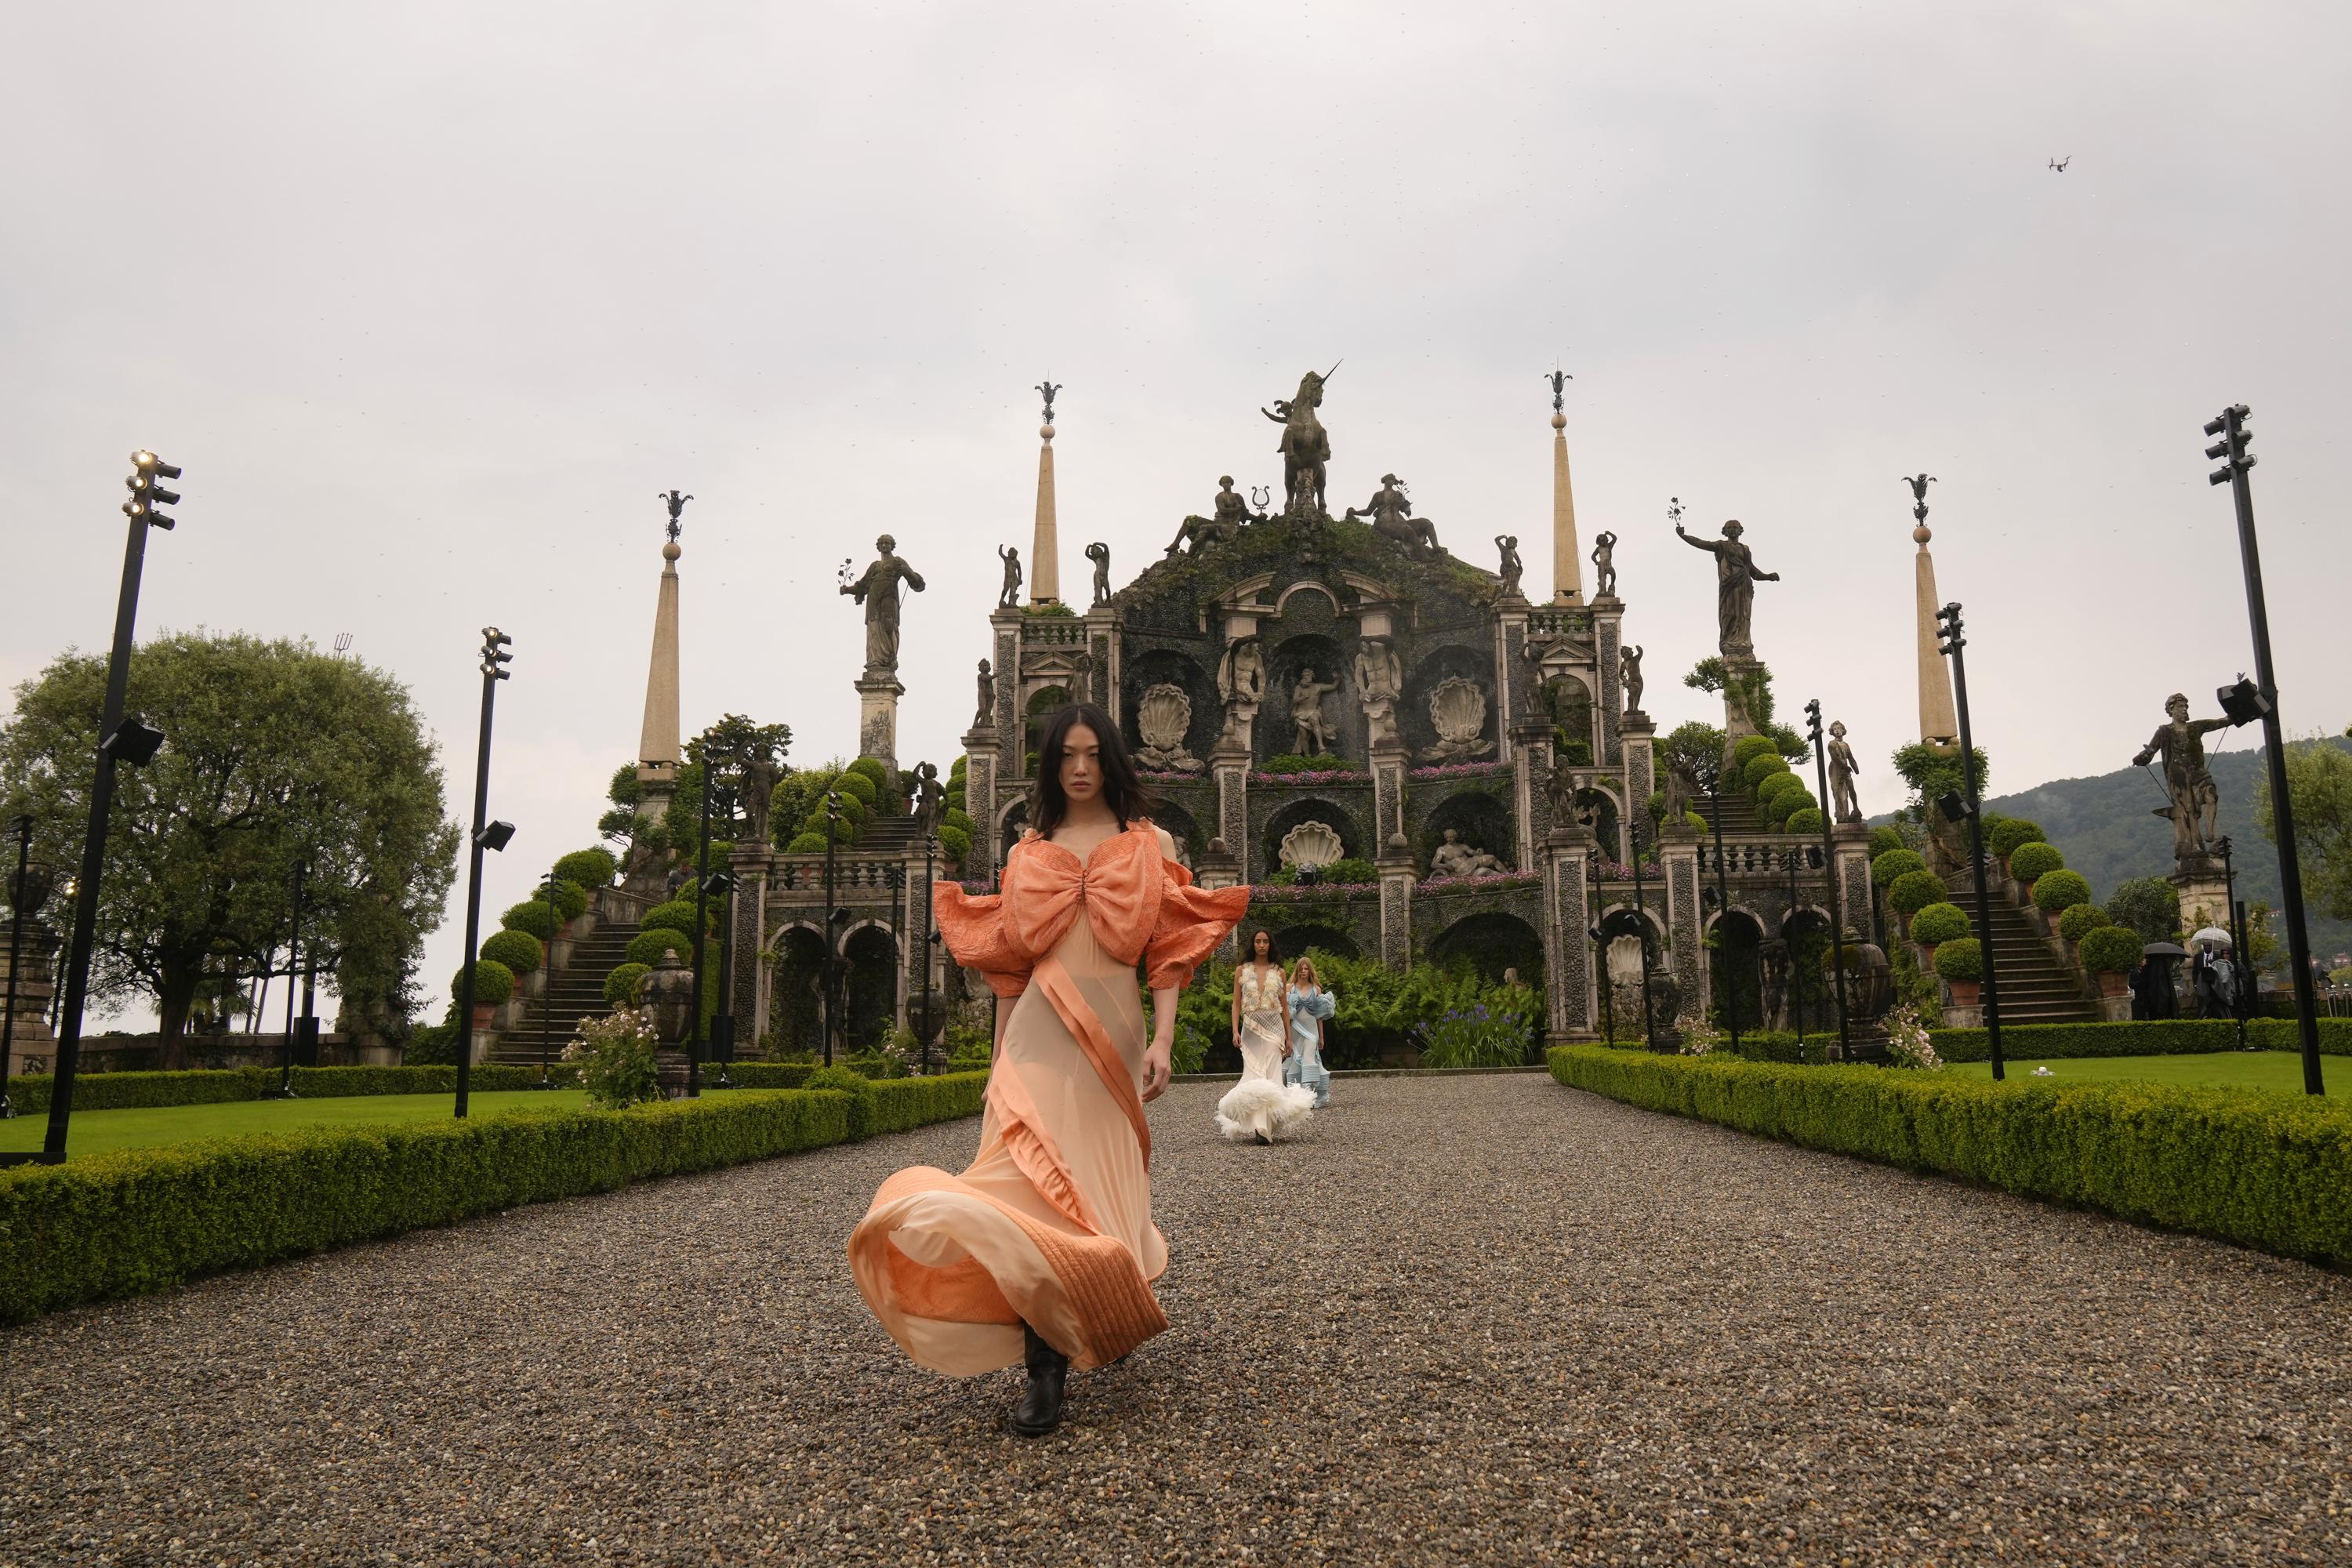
[1948,1050,2347,1094]
[0,1090,601,1160]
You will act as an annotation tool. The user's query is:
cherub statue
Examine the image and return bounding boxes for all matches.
[996,544,1022,609]
[1494,534,1524,597]
[1085,541,1111,607]
[1589,530,1617,597]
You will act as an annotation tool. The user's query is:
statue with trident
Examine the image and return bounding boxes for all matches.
[1261,363,1339,518]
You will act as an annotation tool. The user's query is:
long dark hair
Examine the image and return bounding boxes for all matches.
[1028,702,1160,836]
[1246,928,1281,967]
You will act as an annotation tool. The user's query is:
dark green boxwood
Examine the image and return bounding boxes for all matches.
[942,806,974,835]
[783,832,829,855]
[1319,856,1379,885]
[1868,825,1908,858]
[1910,902,1972,945]
[833,770,879,806]
[604,962,651,1007]
[625,930,698,971]
[1785,807,1824,836]
[1887,869,1950,916]
[847,757,891,786]
[2057,903,2110,943]
[499,901,556,941]
[1546,1046,2352,1264]
[1732,735,1782,772]
[938,823,972,862]
[1762,787,1816,828]
[641,900,706,938]
[1872,848,1927,887]
[1755,770,1803,807]
[548,879,590,923]
[1932,937,1984,982]
[1745,753,1795,791]
[554,848,619,888]
[2034,869,2094,915]
[453,959,514,1007]
[1988,818,2046,859]
[479,928,543,975]
[2008,840,2065,883]
[1929,1018,2352,1063]
[8,1062,596,1114]
[2078,925,2143,974]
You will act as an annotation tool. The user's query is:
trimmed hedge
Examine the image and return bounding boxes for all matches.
[1868,826,1908,858]
[1547,1045,2352,1265]
[1871,848,1926,887]
[548,879,591,923]
[453,959,514,1007]
[1909,902,1972,944]
[0,1072,992,1323]
[1785,807,1824,836]
[1988,818,2046,859]
[783,832,829,855]
[833,770,879,807]
[641,900,706,938]
[626,929,700,970]
[2057,902,2111,942]
[2009,841,2065,883]
[1932,936,1984,982]
[1732,735,1782,772]
[479,928,543,975]
[604,962,651,1007]
[1752,763,1800,800]
[1887,869,1949,916]
[2078,925,2142,975]
[1930,1018,2352,1062]
[6,1062,608,1116]
[554,848,619,888]
[499,901,556,941]
[2033,869,2093,915]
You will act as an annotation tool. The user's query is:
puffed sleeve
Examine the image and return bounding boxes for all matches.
[932,882,1032,1000]
[1143,861,1250,992]
[1305,989,1335,1022]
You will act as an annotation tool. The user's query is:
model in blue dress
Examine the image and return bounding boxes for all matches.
[1283,960,1334,1108]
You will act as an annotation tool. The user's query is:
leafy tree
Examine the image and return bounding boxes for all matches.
[667,715,793,855]
[1682,658,1808,761]
[0,633,459,1061]
[2104,877,2180,944]
[2256,735,2352,920]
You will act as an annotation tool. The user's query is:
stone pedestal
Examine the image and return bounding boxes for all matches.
[1,919,59,1076]
[1376,849,1416,968]
[1831,822,1875,945]
[1369,742,1410,860]
[1511,720,1555,872]
[1211,745,1253,884]
[1619,713,1657,866]
[1196,839,1244,960]
[1659,826,1705,1023]
[2171,866,2234,937]
[1542,825,1598,1039]
[855,673,904,769]
[961,724,1000,879]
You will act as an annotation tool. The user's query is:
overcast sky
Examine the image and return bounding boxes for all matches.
[5,1,2346,1026]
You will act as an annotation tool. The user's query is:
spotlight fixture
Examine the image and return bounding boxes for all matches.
[474,820,515,852]
[101,716,166,767]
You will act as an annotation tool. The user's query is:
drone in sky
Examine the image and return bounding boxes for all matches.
[2048,156,2071,172]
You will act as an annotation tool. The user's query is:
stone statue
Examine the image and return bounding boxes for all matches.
[995,544,1022,609]
[1262,365,1338,517]
[1354,637,1404,750]
[1085,541,1111,608]
[1661,754,1698,827]
[739,751,782,846]
[1855,941,1893,1022]
[2134,693,2234,868]
[1675,517,1780,659]
[911,761,946,835]
[1589,531,1617,597]
[1827,720,1862,824]
[841,535,926,673]
[1905,473,1936,522]
[1167,477,1251,555]
[1420,676,1494,764]
[1546,756,1582,829]
[1545,368,1570,413]
[1036,379,1061,423]
[1621,643,1645,714]
[974,658,996,728]
[1494,535,1523,597]
[1429,828,1507,879]
[1290,666,1339,754]
[657,489,693,539]
[1216,636,1265,707]
[1346,474,1443,558]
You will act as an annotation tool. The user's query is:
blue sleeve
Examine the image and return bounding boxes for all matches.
[1308,990,1335,1022]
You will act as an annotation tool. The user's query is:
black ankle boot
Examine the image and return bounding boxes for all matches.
[1008,1323,1069,1438]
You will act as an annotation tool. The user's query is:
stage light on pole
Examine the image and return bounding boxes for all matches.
[124,452,181,530]
[474,820,515,852]
[1935,602,2005,1080]
[452,628,514,1120]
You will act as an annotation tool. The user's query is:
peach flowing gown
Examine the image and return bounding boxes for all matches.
[848,821,1247,1374]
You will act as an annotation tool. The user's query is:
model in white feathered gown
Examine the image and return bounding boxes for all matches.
[1216,959,1316,1142]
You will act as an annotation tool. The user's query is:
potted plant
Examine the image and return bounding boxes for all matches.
[2031,870,2094,937]
[453,958,515,1029]
[2055,901,2108,960]
[2008,840,2064,903]
[2078,926,2143,998]
[1886,869,1950,938]
[1988,818,2045,880]
[1933,937,1984,1005]
[1907,902,1971,967]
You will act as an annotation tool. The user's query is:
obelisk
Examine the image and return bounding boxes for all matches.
[637,499,686,815]
[1908,479,1959,747]
[1548,372,1583,602]
[1029,379,1062,605]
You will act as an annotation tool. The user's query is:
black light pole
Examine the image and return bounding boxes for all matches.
[1784,847,1806,1045]
[1803,702,1852,1060]
[533,871,560,1087]
[2216,835,2249,1051]
[452,628,514,1120]
[1587,845,1615,1045]
[1628,815,1658,1049]
[264,858,307,1098]
[708,869,739,1090]
[686,746,717,1100]
[2,814,32,1118]
[821,791,842,1066]
[1933,607,2003,1080]
[2206,404,2325,1094]
[1697,760,1740,1052]
[921,832,939,1075]
[23,452,178,1167]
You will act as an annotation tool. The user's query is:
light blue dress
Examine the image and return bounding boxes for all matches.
[1283,984,1334,1107]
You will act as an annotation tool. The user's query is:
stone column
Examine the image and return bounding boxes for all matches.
[992,610,1023,784]
[1494,606,1529,762]
[962,727,998,880]
[1660,824,1705,1024]
[1084,604,1118,710]
[1196,838,1244,961]
[1551,408,1584,604]
[1591,599,1624,765]
[855,673,903,770]
[1832,823,1874,946]
[636,535,684,816]
[729,845,766,1048]
[1619,713,1657,866]
[2171,867,2234,940]
[1511,720,1554,872]
[1211,733,1254,884]
[1543,824,1598,1039]
[902,844,938,1040]
[0,919,59,1076]
[1030,420,1061,605]
[1914,521,1959,746]
[1377,848,1417,967]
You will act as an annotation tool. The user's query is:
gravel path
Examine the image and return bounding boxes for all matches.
[3,1076,2347,1566]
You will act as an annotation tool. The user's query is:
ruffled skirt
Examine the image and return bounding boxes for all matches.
[1215,1014,1316,1142]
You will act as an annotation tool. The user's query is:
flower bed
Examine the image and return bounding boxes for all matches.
[1247,880,1377,902]
[1547,1045,2352,1265]
[1416,869,1542,894]
[1248,768,1369,786]
[1407,760,1514,782]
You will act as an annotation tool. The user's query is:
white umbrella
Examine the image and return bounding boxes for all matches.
[2191,926,2233,945]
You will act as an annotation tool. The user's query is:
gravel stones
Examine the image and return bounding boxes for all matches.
[2,1075,2348,1565]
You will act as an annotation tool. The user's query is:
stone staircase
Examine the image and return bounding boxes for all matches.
[1693,794,1765,835]
[1974,895,2099,1025]
[491,918,644,1065]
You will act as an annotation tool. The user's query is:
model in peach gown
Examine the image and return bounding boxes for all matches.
[848,819,1247,1375]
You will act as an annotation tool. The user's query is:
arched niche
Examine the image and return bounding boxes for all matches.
[999,797,1029,858]
[1704,909,1767,1033]
[1402,644,1496,762]
[843,923,899,1049]
[1428,911,1544,991]
[770,925,826,1057]
[1541,673,1596,767]
[1261,796,1363,878]
[1122,648,1218,771]
[1420,790,1515,877]
[1258,631,1356,764]
[1147,798,1205,869]
[1023,685,1072,766]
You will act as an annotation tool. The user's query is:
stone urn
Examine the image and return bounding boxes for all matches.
[643,946,697,1097]
[1643,971,1684,1051]
[6,858,54,920]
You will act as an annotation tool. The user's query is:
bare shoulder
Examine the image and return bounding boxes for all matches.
[1152,824,1177,857]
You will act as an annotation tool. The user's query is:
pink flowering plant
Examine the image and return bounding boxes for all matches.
[1248,768,1369,786]
[1882,1002,1944,1070]
[1407,760,1514,782]
[1679,1018,1724,1058]
[564,1007,663,1109]
[1417,869,1542,893]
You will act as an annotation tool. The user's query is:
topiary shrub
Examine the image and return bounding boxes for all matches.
[804,1064,869,1094]
[1785,807,1824,836]
[453,959,514,1008]
[937,822,972,863]
[1987,819,2046,860]
[554,848,619,889]
[547,879,590,923]
[942,806,974,836]
[1888,869,1950,916]
[834,771,880,807]
[2057,903,2111,943]
[499,901,556,940]
[625,930,697,971]
[2079,926,2143,975]
[604,962,651,1007]
[2008,841,2065,883]
[847,757,891,787]
[1762,787,1817,828]
[1743,753,1793,791]
[641,900,707,938]
[1732,735,1781,772]
[1932,937,1984,982]
[479,928,543,975]
[1872,848,1927,887]
[1910,902,1973,945]
[2033,869,2093,915]
[1755,771,1804,808]
[2107,877,2183,944]
[783,831,828,855]
[1319,856,1379,885]
[1869,825,1909,858]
